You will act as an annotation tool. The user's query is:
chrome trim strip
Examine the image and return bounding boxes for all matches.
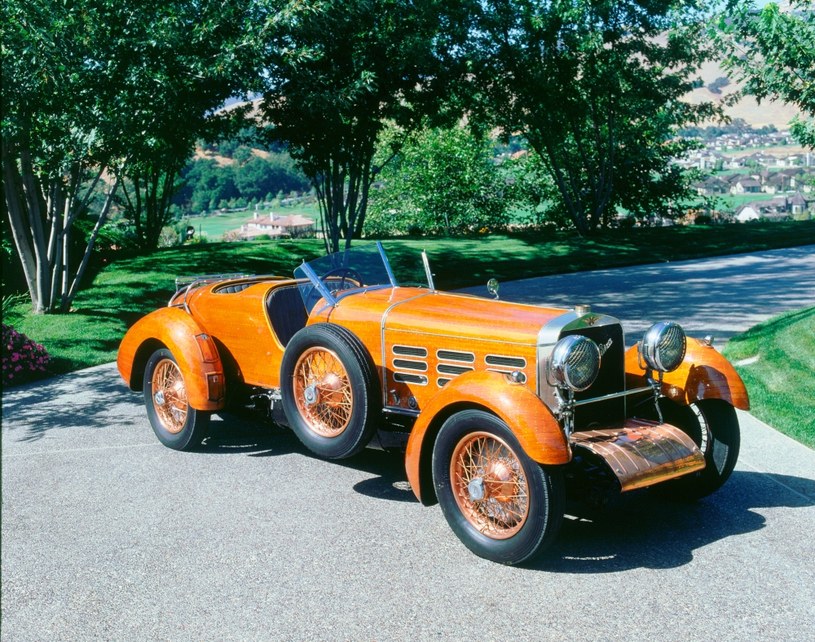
[394,373,428,385]
[437,363,474,376]
[572,386,652,408]
[393,359,428,372]
[485,354,527,368]
[334,284,391,303]
[393,345,428,357]
[437,349,475,363]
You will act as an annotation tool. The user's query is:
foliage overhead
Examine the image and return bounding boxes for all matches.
[256,0,470,253]
[714,0,815,148]
[1,0,257,311]
[466,0,718,234]
[367,124,509,236]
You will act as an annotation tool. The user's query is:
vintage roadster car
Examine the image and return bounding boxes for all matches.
[118,242,747,564]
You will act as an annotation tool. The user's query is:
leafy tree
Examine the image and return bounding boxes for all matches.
[1,0,257,312]
[714,0,815,147]
[174,159,238,214]
[172,151,310,214]
[233,153,310,202]
[368,124,509,236]
[467,0,718,235]
[256,0,469,253]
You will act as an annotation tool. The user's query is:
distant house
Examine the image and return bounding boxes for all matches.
[789,192,811,216]
[694,176,729,196]
[730,178,762,194]
[237,212,315,239]
[762,173,790,194]
[735,205,760,222]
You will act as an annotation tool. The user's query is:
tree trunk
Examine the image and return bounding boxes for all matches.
[3,137,121,313]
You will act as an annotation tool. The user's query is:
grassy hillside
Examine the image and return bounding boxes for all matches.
[687,58,801,130]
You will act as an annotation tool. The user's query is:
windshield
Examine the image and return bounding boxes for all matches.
[295,242,398,313]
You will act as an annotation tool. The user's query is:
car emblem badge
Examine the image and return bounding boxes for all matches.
[598,338,613,357]
[584,314,599,326]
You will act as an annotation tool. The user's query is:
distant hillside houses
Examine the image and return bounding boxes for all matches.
[236,211,315,239]
[735,192,814,223]
[694,167,814,197]
[679,148,813,172]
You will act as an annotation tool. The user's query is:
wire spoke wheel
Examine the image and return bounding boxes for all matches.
[450,431,530,540]
[151,358,188,434]
[293,347,353,437]
[143,348,210,451]
[433,410,564,564]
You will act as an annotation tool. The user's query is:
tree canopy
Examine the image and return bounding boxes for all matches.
[715,0,815,147]
[466,0,718,234]
[2,0,257,311]
[256,0,470,253]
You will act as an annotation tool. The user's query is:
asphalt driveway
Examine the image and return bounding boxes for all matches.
[3,247,815,641]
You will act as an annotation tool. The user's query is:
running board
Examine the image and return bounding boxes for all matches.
[570,419,705,492]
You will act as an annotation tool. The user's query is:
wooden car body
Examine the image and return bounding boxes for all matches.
[118,243,749,564]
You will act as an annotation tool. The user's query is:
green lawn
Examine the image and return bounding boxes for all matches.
[182,202,321,240]
[715,192,781,209]
[4,220,815,381]
[723,307,815,449]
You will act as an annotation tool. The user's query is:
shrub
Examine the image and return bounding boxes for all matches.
[2,324,51,386]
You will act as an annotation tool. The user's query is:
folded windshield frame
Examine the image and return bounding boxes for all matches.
[295,241,399,313]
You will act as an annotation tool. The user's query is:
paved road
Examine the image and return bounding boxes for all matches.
[462,244,815,343]
[3,249,815,641]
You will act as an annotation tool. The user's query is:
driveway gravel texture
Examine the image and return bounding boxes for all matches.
[2,246,815,641]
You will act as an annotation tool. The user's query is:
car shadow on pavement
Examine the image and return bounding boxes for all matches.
[203,412,418,502]
[530,470,814,573]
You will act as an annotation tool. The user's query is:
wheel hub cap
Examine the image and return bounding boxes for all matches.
[154,390,166,405]
[304,384,318,405]
[467,478,485,501]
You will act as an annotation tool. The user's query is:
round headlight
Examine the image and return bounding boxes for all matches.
[640,321,686,373]
[549,335,601,392]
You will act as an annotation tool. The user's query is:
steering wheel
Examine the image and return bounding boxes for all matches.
[302,267,365,312]
[320,267,365,293]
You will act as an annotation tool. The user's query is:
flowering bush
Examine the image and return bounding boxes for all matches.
[2,324,51,386]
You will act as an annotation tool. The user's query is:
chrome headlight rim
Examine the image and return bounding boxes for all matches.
[640,321,687,373]
[549,335,601,392]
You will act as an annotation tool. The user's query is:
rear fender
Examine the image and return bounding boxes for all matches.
[117,307,225,411]
[404,370,570,506]
[625,338,749,410]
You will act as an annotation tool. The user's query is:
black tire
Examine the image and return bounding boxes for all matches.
[143,348,210,451]
[656,399,741,500]
[280,324,379,459]
[432,410,564,565]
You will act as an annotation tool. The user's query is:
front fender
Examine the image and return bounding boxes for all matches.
[404,370,570,506]
[625,338,749,410]
[117,307,225,411]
